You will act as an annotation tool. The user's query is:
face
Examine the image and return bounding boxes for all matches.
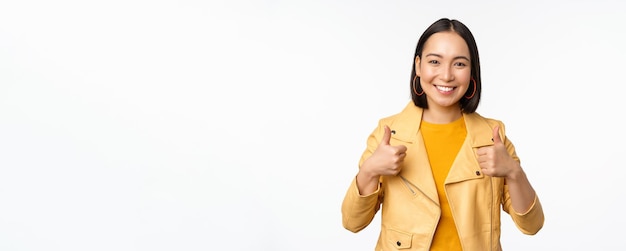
[415,31,472,110]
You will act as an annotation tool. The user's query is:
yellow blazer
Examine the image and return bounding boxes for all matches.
[342,101,544,251]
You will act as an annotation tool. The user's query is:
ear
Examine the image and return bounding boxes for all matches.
[414,56,421,76]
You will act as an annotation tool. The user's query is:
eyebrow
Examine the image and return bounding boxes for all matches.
[424,53,470,61]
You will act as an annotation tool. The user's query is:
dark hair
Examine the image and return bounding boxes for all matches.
[410,18,481,113]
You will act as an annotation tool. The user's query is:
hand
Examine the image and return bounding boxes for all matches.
[360,125,408,177]
[476,126,520,178]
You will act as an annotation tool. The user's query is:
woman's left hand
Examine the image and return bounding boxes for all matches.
[476,126,521,178]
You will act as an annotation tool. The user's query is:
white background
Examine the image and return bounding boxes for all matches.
[1,0,624,250]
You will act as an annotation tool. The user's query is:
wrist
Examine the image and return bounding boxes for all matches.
[505,163,525,182]
[357,167,380,183]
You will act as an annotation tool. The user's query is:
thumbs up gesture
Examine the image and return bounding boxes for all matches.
[476,126,520,177]
[361,125,408,176]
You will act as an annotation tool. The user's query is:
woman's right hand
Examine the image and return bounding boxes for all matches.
[358,125,408,179]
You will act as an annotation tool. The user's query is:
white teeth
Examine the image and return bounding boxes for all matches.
[436,85,454,92]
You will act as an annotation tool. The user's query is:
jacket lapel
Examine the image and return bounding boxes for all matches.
[445,112,496,184]
[388,103,439,205]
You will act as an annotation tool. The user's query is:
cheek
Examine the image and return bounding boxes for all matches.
[460,76,472,87]
[419,68,437,82]
[458,71,472,86]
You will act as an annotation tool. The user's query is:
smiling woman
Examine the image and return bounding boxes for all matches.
[341,18,544,251]
[2,1,626,250]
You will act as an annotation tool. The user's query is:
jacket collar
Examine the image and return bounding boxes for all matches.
[389,101,494,148]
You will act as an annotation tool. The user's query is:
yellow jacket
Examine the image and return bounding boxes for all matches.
[341,102,544,251]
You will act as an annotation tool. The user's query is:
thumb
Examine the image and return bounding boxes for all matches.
[492,126,502,144]
[381,125,392,146]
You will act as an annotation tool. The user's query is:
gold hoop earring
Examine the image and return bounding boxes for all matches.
[412,75,424,96]
[465,77,477,99]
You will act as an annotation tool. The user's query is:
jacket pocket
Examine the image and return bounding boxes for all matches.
[386,228,412,249]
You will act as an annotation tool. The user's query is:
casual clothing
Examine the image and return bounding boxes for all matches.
[341,102,544,251]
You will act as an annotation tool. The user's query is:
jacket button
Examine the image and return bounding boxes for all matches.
[396,241,401,246]
[475,171,480,176]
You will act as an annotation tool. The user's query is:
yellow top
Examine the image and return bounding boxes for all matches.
[421,116,467,251]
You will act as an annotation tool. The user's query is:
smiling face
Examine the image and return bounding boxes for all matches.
[415,31,472,112]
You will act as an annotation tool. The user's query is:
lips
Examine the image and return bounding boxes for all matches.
[435,85,456,92]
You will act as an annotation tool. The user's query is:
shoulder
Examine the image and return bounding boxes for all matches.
[374,102,423,139]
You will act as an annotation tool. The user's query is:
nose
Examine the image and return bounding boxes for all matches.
[440,66,454,82]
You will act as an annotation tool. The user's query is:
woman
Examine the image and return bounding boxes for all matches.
[341,18,544,251]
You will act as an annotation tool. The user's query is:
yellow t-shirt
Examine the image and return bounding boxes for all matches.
[420,116,467,251]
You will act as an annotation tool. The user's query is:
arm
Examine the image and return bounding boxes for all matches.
[478,124,544,234]
[341,123,383,232]
[505,163,537,214]
[341,177,382,233]
[501,167,544,235]
[341,121,407,232]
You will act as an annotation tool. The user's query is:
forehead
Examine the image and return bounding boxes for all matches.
[422,31,470,57]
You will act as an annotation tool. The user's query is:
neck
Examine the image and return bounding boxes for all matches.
[422,105,463,124]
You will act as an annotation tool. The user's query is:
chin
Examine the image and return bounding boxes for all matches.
[429,97,460,106]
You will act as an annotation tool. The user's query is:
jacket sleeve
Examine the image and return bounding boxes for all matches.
[503,187,544,235]
[341,120,386,233]
[499,122,545,235]
[341,177,383,233]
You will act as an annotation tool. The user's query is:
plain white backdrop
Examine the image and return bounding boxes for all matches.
[1,0,625,250]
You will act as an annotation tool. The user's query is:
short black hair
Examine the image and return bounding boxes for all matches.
[410,18,481,113]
